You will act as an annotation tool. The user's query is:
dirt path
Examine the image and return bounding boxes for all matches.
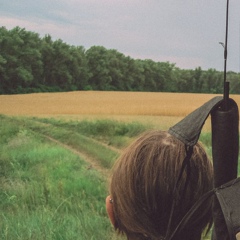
[42,134,111,179]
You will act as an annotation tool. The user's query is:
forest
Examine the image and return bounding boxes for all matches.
[0,26,239,94]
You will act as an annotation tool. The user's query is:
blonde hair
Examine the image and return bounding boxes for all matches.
[110,130,213,240]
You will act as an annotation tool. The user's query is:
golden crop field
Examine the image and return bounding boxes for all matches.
[1,91,240,129]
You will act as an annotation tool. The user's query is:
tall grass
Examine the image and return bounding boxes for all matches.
[33,117,149,148]
[0,115,148,239]
[0,115,117,240]
[20,118,120,168]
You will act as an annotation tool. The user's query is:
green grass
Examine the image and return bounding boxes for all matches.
[20,118,120,169]
[0,115,147,240]
[199,132,212,158]
[0,115,117,240]
[33,117,149,148]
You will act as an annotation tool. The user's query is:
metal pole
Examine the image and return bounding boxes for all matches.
[223,0,229,110]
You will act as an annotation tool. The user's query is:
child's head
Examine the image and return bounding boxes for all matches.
[107,130,213,240]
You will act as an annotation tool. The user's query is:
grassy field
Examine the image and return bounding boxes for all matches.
[0,91,239,239]
[0,115,151,240]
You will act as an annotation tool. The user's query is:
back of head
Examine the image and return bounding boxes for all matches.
[110,130,213,240]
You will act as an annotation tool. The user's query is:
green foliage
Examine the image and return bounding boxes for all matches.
[0,27,43,93]
[1,26,240,94]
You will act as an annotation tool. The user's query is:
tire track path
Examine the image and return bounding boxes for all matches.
[42,134,111,179]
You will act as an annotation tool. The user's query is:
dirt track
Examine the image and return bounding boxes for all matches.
[42,134,111,179]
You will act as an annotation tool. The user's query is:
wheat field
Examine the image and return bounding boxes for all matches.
[1,91,240,129]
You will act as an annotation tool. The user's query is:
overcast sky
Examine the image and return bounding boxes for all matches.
[1,0,240,72]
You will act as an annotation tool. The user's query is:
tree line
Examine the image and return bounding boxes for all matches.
[0,26,239,94]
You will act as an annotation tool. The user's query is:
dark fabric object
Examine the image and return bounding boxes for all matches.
[168,96,223,146]
[211,98,239,187]
[168,96,239,240]
[211,99,239,240]
[215,177,240,239]
[169,178,240,240]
